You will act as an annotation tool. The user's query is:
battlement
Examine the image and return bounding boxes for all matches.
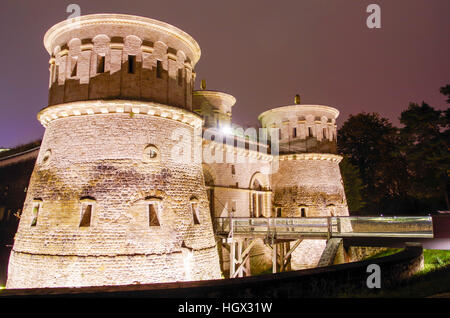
[193,90,236,129]
[259,104,339,154]
[44,14,201,109]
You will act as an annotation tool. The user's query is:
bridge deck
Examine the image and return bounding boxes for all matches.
[214,216,434,240]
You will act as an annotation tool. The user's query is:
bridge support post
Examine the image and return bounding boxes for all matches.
[269,239,303,274]
[272,243,277,273]
[228,238,257,278]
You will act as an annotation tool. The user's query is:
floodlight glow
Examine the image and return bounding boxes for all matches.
[221,126,233,135]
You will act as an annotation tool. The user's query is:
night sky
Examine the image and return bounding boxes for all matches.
[0,0,449,148]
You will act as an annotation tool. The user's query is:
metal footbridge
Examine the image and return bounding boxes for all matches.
[213,216,434,278]
[214,216,434,240]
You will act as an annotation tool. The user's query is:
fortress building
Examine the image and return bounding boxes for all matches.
[6,14,348,288]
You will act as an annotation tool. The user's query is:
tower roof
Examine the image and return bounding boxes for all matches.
[258,104,340,123]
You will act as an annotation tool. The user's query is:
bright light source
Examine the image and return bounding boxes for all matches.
[221,126,232,135]
[0,286,5,290]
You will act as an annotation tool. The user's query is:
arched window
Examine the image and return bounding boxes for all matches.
[80,197,95,227]
[298,206,307,218]
[327,204,336,217]
[250,175,267,218]
[145,197,162,227]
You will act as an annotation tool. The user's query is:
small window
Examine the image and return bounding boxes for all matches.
[308,127,313,137]
[191,201,200,225]
[177,68,183,86]
[71,58,78,77]
[231,165,235,175]
[143,145,160,162]
[276,207,282,218]
[148,203,160,226]
[323,128,327,139]
[300,208,306,218]
[55,65,59,82]
[279,129,282,140]
[293,127,297,138]
[97,55,105,74]
[31,201,41,227]
[156,60,163,78]
[41,149,52,165]
[128,55,136,74]
[79,204,92,227]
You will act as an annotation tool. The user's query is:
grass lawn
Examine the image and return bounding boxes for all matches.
[347,248,450,297]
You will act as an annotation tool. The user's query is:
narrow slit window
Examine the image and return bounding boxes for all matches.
[31,203,40,227]
[149,203,160,226]
[71,59,78,77]
[276,207,282,218]
[300,208,306,218]
[279,129,282,140]
[191,202,200,225]
[293,127,297,138]
[308,127,313,137]
[55,65,59,82]
[156,60,163,78]
[97,55,105,74]
[323,128,327,139]
[79,204,92,227]
[177,68,183,86]
[231,165,235,175]
[128,55,136,74]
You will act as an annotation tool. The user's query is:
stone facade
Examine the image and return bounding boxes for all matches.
[6,14,349,288]
[7,14,220,289]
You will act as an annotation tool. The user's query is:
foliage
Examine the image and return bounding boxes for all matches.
[399,101,450,209]
[338,85,450,215]
[339,157,365,212]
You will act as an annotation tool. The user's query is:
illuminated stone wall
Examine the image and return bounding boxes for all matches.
[6,14,351,287]
[6,14,221,289]
[259,105,349,269]
[46,14,199,110]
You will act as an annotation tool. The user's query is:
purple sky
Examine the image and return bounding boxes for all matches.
[0,0,449,148]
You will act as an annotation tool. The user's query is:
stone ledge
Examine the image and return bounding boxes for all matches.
[37,100,203,128]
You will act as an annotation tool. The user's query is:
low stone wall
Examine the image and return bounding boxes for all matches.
[0,244,423,297]
[346,246,391,262]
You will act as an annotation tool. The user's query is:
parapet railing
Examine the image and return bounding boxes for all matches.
[213,216,434,239]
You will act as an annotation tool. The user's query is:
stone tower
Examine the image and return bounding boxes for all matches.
[259,102,349,269]
[193,89,236,131]
[7,14,221,288]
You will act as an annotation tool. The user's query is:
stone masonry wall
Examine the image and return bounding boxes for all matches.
[7,113,221,288]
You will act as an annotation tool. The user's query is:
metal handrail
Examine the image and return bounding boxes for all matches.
[213,216,434,239]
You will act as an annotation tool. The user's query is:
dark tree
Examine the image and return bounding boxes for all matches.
[338,113,409,214]
[339,157,365,213]
[400,99,450,210]
[440,84,450,103]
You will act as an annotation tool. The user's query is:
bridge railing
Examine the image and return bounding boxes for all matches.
[213,216,433,238]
